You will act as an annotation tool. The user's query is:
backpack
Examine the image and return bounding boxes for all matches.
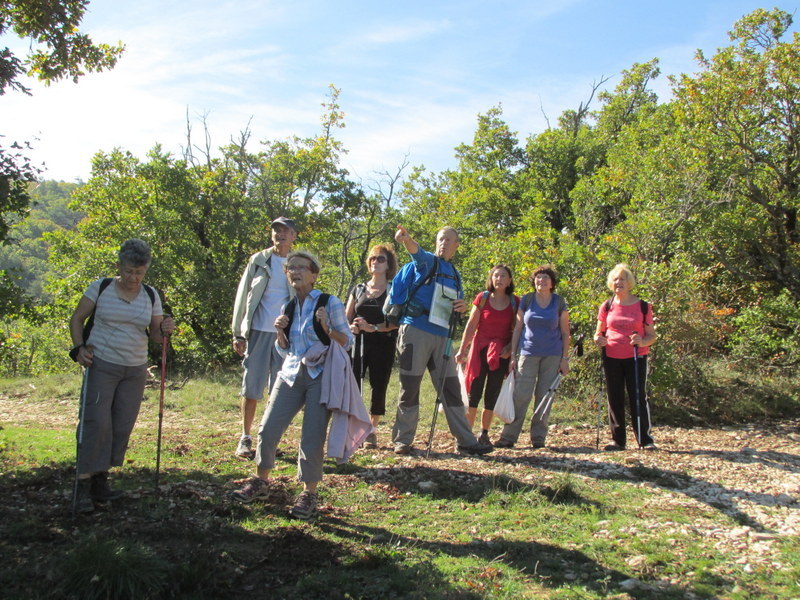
[69,277,157,361]
[383,257,444,326]
[282,293,332,345]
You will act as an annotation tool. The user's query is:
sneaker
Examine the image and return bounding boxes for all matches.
[289,491,318,520]
[235,435,255,460]
[641,442,658,451]
[231,477,269,503]
[458,441,494,456]
[73,478,94,514]
[394,443,413,455]
[494,438,515,448]
[603,442,624,451]
[363,433,378,449]
[477,431,492,446]
[531,441,546,449]
[90,472,124,502]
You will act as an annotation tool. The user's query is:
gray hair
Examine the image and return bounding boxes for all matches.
[118,239,152,267]
[286,250,321,274]
[437,226,460,241]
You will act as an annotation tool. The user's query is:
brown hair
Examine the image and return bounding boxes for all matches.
[366,243,399,279]
[530,265,558,292]
[486,264,515,295]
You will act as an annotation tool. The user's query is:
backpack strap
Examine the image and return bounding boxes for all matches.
[477,290,490,310]
[81,278,114,343]
[602,298,649,329]
[521,293,534,313]
[283,293,332,346]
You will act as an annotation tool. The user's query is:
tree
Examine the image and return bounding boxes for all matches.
[0,0,124,95]
[1,0,124,315]
[672,8,800,300]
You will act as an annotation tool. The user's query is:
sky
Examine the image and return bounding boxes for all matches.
[1,1,797,185]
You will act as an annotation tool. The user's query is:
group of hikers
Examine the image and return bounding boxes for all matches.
[68,218,656,519]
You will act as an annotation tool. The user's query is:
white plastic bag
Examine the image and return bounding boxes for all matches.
[493,372,515,424]
[457,364,470,407]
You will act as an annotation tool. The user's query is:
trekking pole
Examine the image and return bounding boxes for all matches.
[596,348,605,450]
[426,310,459,458]
[531,337,582,421]
[632,344,642,449]
[155,318,169,492]
[71,365,90,517]
[359,329,365,392]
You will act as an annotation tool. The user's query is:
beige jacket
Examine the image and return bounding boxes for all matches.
[231,247,295,341]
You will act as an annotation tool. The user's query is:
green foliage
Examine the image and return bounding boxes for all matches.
[57,538,168,600]
[3,8,800,421]
[729,288,800,364]
[0,0,124,95]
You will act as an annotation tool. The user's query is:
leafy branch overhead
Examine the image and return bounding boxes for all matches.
[0,0,124,95]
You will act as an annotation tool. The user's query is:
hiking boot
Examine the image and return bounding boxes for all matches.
[394,443,413,455]
[603,442,624,451]
[477,431,492,446]
[363,433,378,449]
[494,438,515,448]
[235,435,255,460]
[90,472,124,502]
[458,441,493,456]
[231,477,269,503]
[289,491,318,520]
[73,478,94,514]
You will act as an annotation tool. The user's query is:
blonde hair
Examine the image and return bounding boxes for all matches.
[606,263,636,291]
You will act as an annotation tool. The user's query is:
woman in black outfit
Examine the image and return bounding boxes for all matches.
[345,243,398,448]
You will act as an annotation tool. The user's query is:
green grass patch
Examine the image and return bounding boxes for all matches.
[1,372,798,599]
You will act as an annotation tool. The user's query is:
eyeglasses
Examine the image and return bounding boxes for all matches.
[369,255,387,263]
[285,264,311,272]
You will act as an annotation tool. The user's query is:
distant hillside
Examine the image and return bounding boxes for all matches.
[0,180,83,301]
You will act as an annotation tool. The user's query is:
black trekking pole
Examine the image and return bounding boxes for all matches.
[597,348,605,450]
[72,366,91,517]
[426,310,460,458]
[155,318,170,492]
[359,330,365,392]
[632,344,643,449]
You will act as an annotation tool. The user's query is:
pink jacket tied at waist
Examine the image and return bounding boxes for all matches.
[464,335,505,395]
[303,341,373,463]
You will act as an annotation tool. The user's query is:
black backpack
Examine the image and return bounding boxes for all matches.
[282,293,332,345]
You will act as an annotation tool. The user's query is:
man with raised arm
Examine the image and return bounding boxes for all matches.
[391,225,493,456]
[231,217,297,459]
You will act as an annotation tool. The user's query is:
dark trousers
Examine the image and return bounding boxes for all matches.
[468,346,509,411]
[352,332,395,416]
[602,354,653,447]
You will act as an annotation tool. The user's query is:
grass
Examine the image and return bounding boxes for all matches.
[1,369,799,599]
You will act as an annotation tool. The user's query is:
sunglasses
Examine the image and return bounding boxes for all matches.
[369,255,387,263]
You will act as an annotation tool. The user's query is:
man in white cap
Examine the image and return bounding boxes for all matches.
[231,217,298,458]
